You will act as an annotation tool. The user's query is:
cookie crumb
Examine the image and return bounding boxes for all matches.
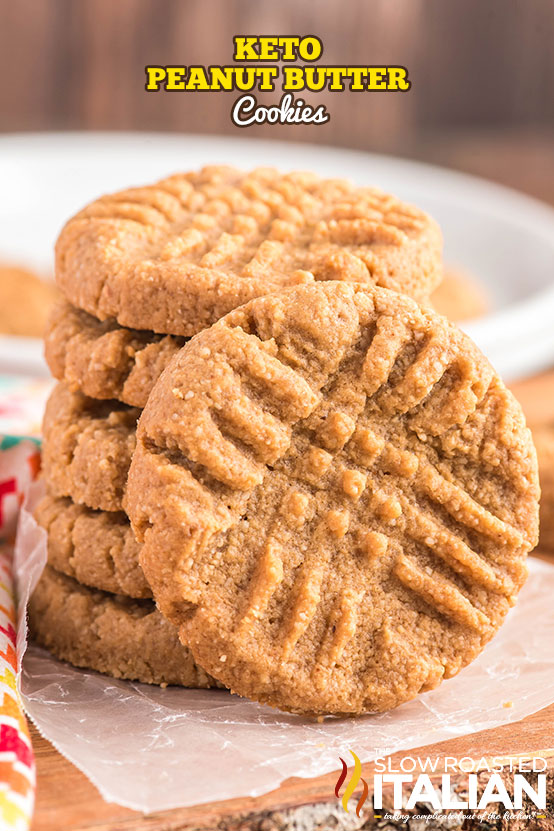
[326,509,350,538]
[374,493,402,522]
[360,531,388,561]
[305,446,333,478]
[355,427,384,462]
[341,469,367,500]
[281,491,310,527]
[320,411,356,451]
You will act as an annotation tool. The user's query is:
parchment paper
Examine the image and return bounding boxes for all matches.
[15,483,554,813]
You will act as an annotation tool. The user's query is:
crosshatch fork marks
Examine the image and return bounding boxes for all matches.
[127,282,539,715]
[56,166,443,335]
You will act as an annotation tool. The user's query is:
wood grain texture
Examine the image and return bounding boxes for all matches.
[0,0,553,155]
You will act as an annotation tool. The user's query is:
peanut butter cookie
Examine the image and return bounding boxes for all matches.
[44,300,186,408]
[29,566,218,687]
[42,383,137,512]
[35,492,149,598]
[0,264,58,337]
[126,281,539,716]
[55,166,443,336]
[431,267,490,323]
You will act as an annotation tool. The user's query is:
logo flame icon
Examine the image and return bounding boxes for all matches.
[334,750,368,817]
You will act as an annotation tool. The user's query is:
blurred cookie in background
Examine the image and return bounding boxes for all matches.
[533,426,554,553]
[509,371,554,429]
[431,266,490,323]
[0,264,58,337]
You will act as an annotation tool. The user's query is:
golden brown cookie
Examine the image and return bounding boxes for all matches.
[0,264,58,337]
[44,300,186,408]
[533,426,554,551]
[126,281,539,716]
[431,267,490,323]
[41,383,137,512]
[35,492,149,598]
[55,166,443,336]
[28,566,219,688]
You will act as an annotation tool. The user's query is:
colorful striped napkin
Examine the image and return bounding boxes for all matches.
[0,376,48,830]
[0,545,35,830]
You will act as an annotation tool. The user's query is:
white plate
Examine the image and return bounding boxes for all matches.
[1,131,554,382]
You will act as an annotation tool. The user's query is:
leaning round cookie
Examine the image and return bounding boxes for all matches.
[126,281,539,716]
[28,566,218,688]
[35,492,150,598]
[55,166,443,336]
[45,300,187,408]
[532,427,554,552]
[41,383,137,512]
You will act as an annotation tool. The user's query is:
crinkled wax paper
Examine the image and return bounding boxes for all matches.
[15,483,554,813]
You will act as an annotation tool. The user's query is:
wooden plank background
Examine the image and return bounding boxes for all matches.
[1,0,553,202]
[0,0,553,153]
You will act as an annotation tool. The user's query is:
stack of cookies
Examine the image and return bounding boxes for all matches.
[30,166,539,715]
